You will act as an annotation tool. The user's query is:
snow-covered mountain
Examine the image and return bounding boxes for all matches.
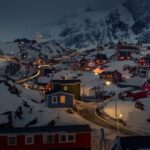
[31,0,150,49]
[0,39,71,59]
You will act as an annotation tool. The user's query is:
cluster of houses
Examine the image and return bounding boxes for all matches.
[117,41,139,60]
[2,41,150,150]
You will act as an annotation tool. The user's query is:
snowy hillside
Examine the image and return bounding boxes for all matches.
[31,0,150,49]
[0,79,87,127]
[0,39,70,59]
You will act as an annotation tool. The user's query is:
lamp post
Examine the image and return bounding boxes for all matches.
[104,81,120,136]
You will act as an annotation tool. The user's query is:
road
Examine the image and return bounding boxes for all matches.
[16,64,51,84]
[0,56,52,85]
[0,56,20,64]
[75,101,140,136]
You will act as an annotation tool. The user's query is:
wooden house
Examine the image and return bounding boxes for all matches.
[51,80,81,100]
[100,71,122,83]
[117,41,139,60]
[117,41,139,53]
[117,50,132,60]
[46,91,74,108]
[0,125,91,150]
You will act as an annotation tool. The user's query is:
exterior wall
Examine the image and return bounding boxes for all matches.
[0,132,91,150]
[53,83,81,100]
[47,92,73,108]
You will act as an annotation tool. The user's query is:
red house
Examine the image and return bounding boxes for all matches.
[0,125,91,150]
[117,50,132,60]
[126,90,147,100]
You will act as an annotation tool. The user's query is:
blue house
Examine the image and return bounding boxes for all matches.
[46,91,74,108]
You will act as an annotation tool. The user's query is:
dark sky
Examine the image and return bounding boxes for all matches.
[0,0,122,41]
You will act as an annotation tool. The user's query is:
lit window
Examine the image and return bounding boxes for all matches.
[25,135,34,145]
[52,96,57,103]
[8,136,17,145]
[43,134,55,144]
[64,86,67,91]
[59,134,75,143]
[60,96,66,104]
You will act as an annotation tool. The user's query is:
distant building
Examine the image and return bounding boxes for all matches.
[100,71,122,83]
[46,91,74,108]
[117,50,132,60]
[138,55,150,68]
[51,80,81,100]
[0,125,91,150]
[117,41,139,60]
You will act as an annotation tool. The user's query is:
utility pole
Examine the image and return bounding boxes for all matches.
[100,128,106,150]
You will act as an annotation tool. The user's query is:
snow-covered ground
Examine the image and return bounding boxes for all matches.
[103,97,150,134]
[0,82,88,127]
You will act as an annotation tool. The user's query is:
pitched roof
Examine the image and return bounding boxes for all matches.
[46,90,73,96]
[0,125,91,135]
[52,80,81,84]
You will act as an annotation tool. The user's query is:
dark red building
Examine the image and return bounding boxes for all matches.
[0,125,91,150]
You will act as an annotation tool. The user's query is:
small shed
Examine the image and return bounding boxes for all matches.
[46,91,74,108]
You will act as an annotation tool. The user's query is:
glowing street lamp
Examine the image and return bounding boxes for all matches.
[94,72,98,75]
[105,81,111,86]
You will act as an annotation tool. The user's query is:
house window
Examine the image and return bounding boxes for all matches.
[52,96,57,103]
[59,135,67,143]
[8,136,17,145]
[59,134,75,143]
[25,135,34,145]
[43,134,55,144]
[68,134,75,142]
[64,86,67,91]
[60,96,66,104]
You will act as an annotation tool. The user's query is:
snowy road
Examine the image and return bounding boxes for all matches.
[75,101,140,136]
[16,64,51,84]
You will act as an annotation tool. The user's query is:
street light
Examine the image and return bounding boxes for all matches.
[104,80,119,136]
[105,81,111,86]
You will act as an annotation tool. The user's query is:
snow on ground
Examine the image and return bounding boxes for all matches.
[105,60,137,79]
[37,76,52,84]
[121,77,146,87]
[100,49,116,59]
[106,60,136,73]
[0,61,8,75]
[0,61,8,68]
[0,82,88,127]
[103,97,150,134]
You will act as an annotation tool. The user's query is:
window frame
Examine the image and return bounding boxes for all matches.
[52,96,58,104]
[25,135,34,145]
[59,133,76,143]
[8,136,17,145]
[43,134,55,144]
[64,85,68,91]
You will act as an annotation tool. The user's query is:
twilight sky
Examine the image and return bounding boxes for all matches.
[0,0,123,41]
